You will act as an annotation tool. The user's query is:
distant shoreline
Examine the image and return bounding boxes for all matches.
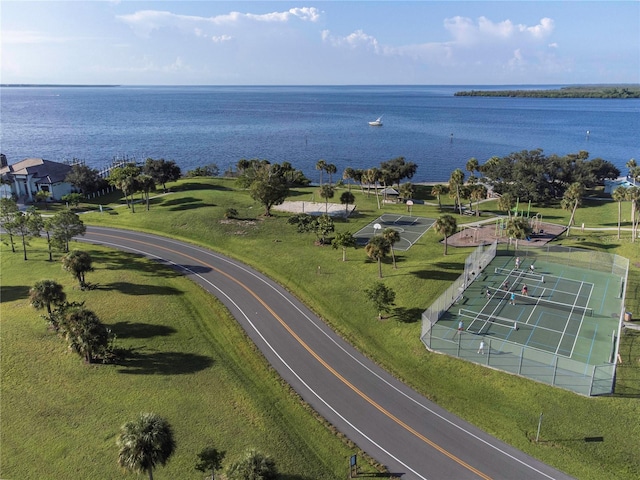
[454,85,640,99]
[1,84,121,88]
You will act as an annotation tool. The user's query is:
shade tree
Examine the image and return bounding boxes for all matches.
[143,158,181,192]
[364,281,396,320]
[331,230,357,261]
[49,210,86,252]
[65,163,107,194]
[0,197,19,252]
[195,446,226,480]
[247,163,290,216]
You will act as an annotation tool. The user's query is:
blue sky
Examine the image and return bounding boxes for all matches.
[2,1,639,85]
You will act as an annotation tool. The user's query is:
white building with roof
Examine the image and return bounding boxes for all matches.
[0,155,74,202]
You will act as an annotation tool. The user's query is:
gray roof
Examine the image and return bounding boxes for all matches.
[0,158,72,184]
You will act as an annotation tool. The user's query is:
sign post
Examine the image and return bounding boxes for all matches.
[349,454,357,478]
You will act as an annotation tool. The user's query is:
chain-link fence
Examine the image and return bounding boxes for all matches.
[421,243,628,396]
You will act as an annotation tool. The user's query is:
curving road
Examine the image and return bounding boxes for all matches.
[81,226,574,480]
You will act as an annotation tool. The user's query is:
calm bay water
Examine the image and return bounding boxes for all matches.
[1,85,638,182]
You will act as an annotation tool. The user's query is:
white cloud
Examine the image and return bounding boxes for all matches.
[322,16,557,73]
[508,48,525,67]
[117,7,322,38]
[212,35,232,44]
[322,29,380,52]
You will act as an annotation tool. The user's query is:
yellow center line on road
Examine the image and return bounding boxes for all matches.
[90,231,492,480]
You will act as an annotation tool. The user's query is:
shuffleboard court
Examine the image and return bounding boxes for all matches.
[354,214,435,251]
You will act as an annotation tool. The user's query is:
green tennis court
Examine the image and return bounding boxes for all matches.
[354,214,435,251]
[442,258,619,365]
[422,243,627,395]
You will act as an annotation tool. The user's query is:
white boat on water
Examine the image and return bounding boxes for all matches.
[368,116,383,126]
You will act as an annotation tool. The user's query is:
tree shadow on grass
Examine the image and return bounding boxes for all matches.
[173,181,233,192]
[393,306,423,324]
[1,285,31,303]
[412,269,461,281]
[101,281,184,296]
[161,196,215,211]
[110,321,177,339]
[116,349,214,375]
[90,250,183,278]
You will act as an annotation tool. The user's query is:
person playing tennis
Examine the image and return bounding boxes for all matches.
[521,284,528,296]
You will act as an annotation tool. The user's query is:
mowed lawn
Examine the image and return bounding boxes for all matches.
[3,177,640,479]
[0,241,365,479]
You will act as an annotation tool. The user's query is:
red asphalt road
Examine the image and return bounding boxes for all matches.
[81,226,575,480]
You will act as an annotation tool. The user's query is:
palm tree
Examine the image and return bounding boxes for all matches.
[137,174,156,211]
[431,184,444,209]
[325,163,337,186]
[465,157,479,183]
[62,308,109,363]
[340,190,355,216]
[342,167,355,191]
[470,185,487,217]
[448,168,465,215]
[365,235,390,278]
[227,448,278,480]
[61,250,94,289]
[117,413,176,480]
[626,186,640,242]
[612,186,627,240]
[315,159,327,185]
[434,214,457,255]
[626,158,637,179]
[505,217,532,250]
[561,182,584,237]
[399,182,414,203]
[29,279,66,327]
[382,228,401,269]
[318,184,335,213]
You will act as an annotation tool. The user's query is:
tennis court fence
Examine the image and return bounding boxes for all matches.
[420,241,622,396]
[496,244,628,279]
[421,241,497,339]
[422,324,615,396]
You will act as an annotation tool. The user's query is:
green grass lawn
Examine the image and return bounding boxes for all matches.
[3,177,640,479]
[0,242,370,479]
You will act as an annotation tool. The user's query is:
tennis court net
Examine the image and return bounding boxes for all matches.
[515,294,593,316]
[458,308,518,332]
[494,267,544,282]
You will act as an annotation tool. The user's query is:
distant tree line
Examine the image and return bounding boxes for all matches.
[475,149,619,204]
[454,86,640,98]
